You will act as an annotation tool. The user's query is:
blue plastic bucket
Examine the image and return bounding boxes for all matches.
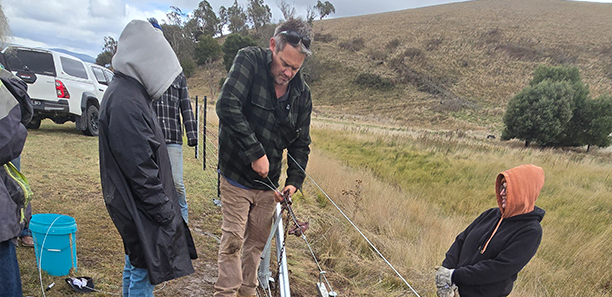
[29,214,78,276]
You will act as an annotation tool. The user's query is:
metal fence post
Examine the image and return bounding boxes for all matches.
[203,96,207,170]
[195,96,199,159]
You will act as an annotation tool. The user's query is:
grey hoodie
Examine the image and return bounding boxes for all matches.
[112,19,182,100]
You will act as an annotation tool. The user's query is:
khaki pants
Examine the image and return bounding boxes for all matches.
[214,177,277,297]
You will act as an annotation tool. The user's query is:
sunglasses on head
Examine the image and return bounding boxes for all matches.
[278,30,311,49]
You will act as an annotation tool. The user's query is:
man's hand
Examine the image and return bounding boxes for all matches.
[273,185,297,203]
[251,155,269,177]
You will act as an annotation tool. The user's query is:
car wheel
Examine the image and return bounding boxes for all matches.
[25,116,41,129]
[82,104,99,136]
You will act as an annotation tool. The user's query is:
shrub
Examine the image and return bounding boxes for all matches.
[496,44,540,61]
[387,56,404,71]
[339,37,366,52]
[385,38,401,51]
[403,47,424,60]
[582,94,612,150]
[195,35,222,65]
[314,32,336,43]
[222,33,257,71]
[352,73,395,90]
[301,54,322,83]
[367,49,387,61]
[481,27,502,44]
[425,38,443,51]
[502,80,574,147]
[180,57,196,78]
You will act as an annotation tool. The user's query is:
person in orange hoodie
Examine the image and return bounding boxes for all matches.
[435,164,546,297]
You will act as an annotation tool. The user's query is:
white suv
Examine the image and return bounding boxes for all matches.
[86,62,114,99]
[3,46,110,136]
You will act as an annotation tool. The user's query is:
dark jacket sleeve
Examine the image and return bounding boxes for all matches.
[443,230,466,269]
[107,99,174,226]
[442,210,490,269]
[285,89,312,189]
[177,73,197,146]
[452,224,542,286]
[1,76,32,125]
[0,80,27,165]
[216,49,266,165]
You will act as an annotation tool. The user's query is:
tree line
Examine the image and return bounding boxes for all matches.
[95,0,335,78]
[502,65,612,151]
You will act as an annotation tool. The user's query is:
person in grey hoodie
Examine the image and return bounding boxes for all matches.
[98,19,196,296]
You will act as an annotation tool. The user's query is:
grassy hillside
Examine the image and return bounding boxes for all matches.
[189,0,612,134]
[303,0,612,132]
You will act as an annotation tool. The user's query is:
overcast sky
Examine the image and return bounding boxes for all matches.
[3,0,611,59]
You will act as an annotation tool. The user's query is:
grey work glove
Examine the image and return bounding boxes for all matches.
[437,284,460,297]
[435,266,454,289]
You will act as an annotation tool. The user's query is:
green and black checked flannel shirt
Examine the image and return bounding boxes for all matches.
[216,46,312,190]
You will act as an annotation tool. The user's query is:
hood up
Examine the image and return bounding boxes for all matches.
[480,164,545,254]
[496,164,545,218]
[112,20,182,100]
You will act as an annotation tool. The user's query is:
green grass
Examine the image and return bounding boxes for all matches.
[311,128,502,216]
[306,122,612,296]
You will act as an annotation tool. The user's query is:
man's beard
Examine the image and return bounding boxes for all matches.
[275,75,290,86]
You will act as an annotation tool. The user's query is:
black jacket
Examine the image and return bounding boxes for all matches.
[0,69,31,242]
[98,72,194,285]
[442,206,545,296]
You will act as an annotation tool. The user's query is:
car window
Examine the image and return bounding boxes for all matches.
[0,52,10,71]
[91,66,108,85]
[60,56,88,79]
[5,49,56,76]
[103,69,114,82]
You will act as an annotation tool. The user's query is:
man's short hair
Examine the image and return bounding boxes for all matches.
[273,18,312,57]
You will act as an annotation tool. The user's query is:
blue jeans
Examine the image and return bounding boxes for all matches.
[166,144,188,223]
[0,240,23,296]
[123,255,155,297]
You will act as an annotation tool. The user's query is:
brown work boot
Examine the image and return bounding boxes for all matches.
[236,293,256,297]
[20,235,34,248]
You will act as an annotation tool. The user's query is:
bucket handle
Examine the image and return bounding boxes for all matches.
[34,231,78,253]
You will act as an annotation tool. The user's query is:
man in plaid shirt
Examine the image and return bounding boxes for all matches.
[153,71,197,223]
[214,18,313,297]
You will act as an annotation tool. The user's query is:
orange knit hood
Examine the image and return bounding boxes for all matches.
[496,164,545,218]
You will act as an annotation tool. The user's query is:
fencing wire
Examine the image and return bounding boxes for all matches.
[197,102,420,296]
[286,153,422,297]
[196,102,221,205]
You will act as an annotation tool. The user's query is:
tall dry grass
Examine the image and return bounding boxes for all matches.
[297,120,612,296]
